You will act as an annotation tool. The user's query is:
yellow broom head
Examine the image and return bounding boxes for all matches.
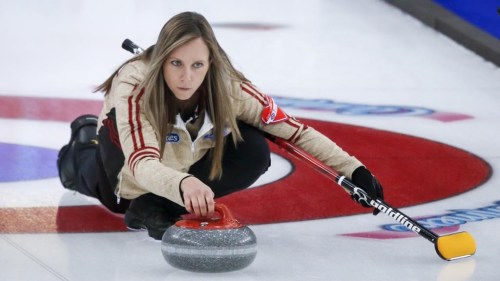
[435,231,476,261]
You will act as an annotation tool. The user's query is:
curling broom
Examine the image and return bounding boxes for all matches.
[267,135,476,261]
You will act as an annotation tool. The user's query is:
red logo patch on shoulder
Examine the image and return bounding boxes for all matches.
[261,96,289,124]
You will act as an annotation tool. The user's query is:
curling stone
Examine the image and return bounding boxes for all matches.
[161,203,257,272]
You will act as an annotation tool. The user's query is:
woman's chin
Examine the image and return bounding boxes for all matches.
[173,93,195,101]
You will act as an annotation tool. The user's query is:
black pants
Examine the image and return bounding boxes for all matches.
[74,121,271,215]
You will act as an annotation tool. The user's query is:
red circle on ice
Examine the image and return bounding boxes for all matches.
[0,96,491,233]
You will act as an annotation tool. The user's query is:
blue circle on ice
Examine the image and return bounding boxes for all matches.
[0,142,58,182]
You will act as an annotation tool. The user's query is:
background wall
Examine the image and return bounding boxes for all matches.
[386,0,500,66]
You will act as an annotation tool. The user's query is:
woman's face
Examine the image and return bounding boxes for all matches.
[163,37,210,101]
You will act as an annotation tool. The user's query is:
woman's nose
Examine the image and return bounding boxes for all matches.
[180,67,192,81]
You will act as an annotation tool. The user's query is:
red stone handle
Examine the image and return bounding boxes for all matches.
[175,203,243,229]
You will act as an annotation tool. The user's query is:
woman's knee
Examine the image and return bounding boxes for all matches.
[237,124,271,173]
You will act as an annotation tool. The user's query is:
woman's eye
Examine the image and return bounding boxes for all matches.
[171,60,181,66]
[193,62,204,68]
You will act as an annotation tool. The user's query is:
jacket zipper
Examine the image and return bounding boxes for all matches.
[116,172,123,204]
[176,114,214,160]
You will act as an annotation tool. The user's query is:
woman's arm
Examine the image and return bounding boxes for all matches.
[234,82,384,204]
[111,62,191,207]
[234,82,361,178]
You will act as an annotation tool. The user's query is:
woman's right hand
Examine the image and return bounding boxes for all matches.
[180,176,215,217]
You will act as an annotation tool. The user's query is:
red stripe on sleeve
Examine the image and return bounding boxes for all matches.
[293,124,308,143]
[128,95,138,151]
[131,152,160,173]
[128,146,161,171]
[241,83,267,106]
[244,82,266,98]
[285,118,303,143]
[135,89,145,148]
[285,119,300,129]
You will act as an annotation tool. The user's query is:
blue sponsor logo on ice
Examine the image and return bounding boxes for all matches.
[381,200,500,232]
[272,96,434,116]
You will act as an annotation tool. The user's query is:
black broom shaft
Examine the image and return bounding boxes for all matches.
[122,38,144,54]
[269,136,439,243]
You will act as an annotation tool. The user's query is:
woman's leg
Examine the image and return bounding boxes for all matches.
[188,121,271,198]
[57,115,130,214]
[57,115,99,193]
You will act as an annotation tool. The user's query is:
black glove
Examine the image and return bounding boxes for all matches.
[351,166,384,215]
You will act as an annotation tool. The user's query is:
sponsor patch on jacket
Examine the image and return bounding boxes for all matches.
[261,95,289,124]
[166,133,180,143]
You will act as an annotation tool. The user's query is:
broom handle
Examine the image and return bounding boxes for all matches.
[267,135,439,243]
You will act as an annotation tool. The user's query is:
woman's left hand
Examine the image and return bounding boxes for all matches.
[351,166,384,215]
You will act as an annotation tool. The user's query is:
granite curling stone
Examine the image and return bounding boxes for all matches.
[161,203,257,272]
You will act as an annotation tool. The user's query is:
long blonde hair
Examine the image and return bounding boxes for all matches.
[95,12,247,179]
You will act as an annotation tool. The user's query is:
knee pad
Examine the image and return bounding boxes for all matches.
[70,115,98,144]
